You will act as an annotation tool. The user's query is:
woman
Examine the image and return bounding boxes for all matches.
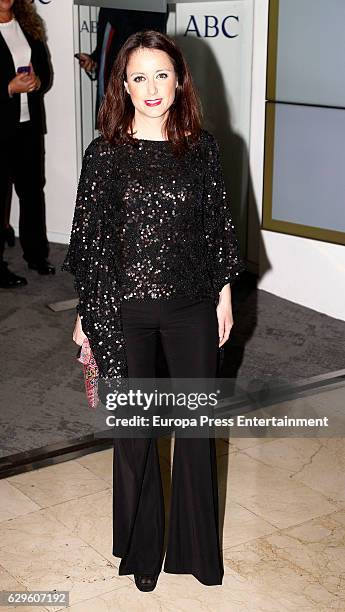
[62,30,246,591]
[0,0,54,289]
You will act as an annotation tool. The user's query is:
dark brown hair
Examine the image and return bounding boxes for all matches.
[98,30,203,154]
[13,0,46,41]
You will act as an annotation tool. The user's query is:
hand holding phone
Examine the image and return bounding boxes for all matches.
[75,52,97,79]
[9,63,40,95]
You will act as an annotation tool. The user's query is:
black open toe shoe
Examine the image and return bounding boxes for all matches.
[134,573,159,592]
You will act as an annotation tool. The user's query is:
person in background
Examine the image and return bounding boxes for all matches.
[77,7,167,124]
[0,0,54,288]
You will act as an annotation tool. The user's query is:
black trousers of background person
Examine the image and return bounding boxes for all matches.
[0,120,49,264]
[112,297,224,586]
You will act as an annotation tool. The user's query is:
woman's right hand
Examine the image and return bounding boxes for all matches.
[73,314,87,346]
[8,72,37,95]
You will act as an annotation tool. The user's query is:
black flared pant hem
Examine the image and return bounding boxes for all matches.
[163,566,223,586]
[112,550,224,586]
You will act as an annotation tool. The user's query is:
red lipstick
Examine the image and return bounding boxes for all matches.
[144,99,162,107]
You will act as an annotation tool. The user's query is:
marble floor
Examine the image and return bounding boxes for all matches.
[0,436,344,611]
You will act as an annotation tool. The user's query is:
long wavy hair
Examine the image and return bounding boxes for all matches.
[98,30,203,155]
[13,0,46,41]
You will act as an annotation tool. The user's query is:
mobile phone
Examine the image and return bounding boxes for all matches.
[17,66,31,74]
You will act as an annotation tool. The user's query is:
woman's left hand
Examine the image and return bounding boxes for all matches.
[216,283,234,347]
[28,63,41,92]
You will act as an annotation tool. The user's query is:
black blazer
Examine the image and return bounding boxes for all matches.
[0,25,52,139]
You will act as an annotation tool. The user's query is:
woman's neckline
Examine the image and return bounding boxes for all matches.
[129,132,192,143]
[130,136,170,143]
[0,17,15,26]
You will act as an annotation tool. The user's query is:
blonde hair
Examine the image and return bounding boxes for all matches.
[13,0,46,41]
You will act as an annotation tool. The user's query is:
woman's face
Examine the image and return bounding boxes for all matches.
[124,47,178,121]
[0,0,15,13]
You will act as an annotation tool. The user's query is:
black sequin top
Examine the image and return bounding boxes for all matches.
[62,129,246,381]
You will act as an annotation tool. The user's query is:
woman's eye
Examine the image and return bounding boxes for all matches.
[133,76,144,83]
[157,73,168,79]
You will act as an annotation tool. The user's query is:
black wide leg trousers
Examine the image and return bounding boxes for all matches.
[0,121,49,265]
[112,297,224,586]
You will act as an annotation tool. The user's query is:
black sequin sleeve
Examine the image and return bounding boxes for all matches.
[61,136,128,381]
[61,136,116,324]
[202,133,246,294]
[61,138,101,317]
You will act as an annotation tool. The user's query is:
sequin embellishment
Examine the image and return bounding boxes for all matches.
[62,130,246,386]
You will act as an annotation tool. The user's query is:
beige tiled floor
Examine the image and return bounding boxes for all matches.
[0,437,344,611]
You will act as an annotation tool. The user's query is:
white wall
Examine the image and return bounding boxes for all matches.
[175,0,254,261]
[259,231,345,318]
[11,0,78,245]
[249,0,345,321]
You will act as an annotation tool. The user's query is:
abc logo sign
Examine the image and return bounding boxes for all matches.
[184,15,239,38]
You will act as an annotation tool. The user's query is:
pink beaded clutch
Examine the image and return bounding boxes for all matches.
[76,337,100,408]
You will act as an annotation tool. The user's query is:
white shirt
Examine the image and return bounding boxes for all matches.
[0,17,31,122]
